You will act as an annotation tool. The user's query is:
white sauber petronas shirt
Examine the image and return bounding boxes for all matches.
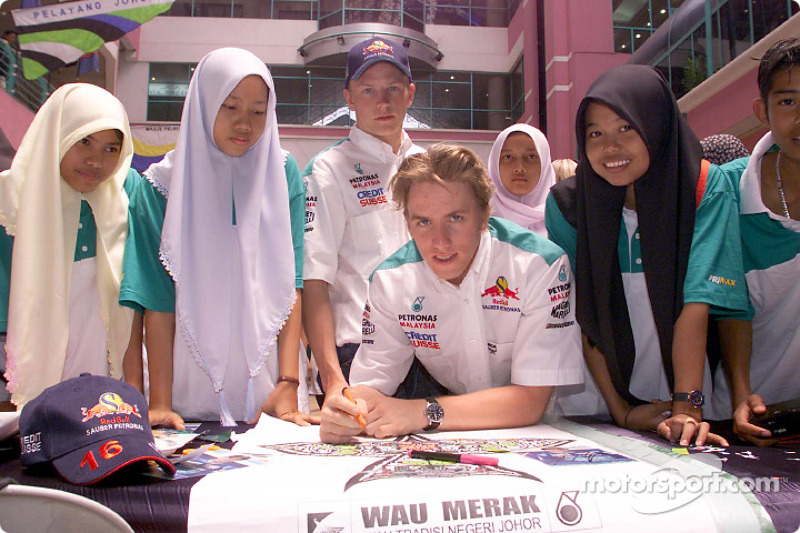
[303,126,425,346]
[351,217,584,395]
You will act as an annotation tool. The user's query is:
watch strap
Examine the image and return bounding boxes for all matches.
[671,391,704,407]
[424,397,443,431]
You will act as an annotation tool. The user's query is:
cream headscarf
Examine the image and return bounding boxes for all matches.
[488,123,556,235]
[0,83,134,407]
[145,48,295,425]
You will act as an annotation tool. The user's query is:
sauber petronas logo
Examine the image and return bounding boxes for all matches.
[481,276,522,313]
[481,276,520,300]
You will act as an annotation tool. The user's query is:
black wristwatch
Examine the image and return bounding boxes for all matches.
[671,390,705,408]
[424,397,444,431]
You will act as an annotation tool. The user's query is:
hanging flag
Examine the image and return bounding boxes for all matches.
[77,51,100,75]
[12,0,174,80]
[130,124,179,173]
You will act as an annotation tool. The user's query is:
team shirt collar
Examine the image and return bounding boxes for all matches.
[350,126,414,163]
[740,132,775,215]
[740,132,800,230]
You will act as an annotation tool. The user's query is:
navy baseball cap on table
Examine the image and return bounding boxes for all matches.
[345,37,412,87]
[19,373,175,485]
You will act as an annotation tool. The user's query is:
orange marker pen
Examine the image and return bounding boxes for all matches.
[342,387,367,429]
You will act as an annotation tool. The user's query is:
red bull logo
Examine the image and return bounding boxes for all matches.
[481,276,520,300]
[81,392,141,422]
[363,40,393,57]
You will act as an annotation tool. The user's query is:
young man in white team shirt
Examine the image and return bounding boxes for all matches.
[303,37,430,407]
[320,145,584,443]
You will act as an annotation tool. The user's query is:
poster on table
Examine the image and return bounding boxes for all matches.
[187,417,769,532]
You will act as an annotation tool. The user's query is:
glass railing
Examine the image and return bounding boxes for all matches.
[613,0,685,53]
[0,45,52,112]
[646,0,798,99]
[613,26,656,54]
[162,0,517,27]
[162,0,318,20]
[318,0,425,31]
[148,62,522,129]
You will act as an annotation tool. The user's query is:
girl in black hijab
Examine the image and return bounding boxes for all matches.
[547,65,748,446]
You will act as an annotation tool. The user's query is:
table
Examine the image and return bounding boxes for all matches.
[0,422,251,533]
[0,418,798,533]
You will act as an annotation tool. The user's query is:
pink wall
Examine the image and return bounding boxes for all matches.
[507,0,524,51]
[543,0,626,159]
[0,91,35,149]
[686,70,760,142]
[508,0,539,127]
[126,27,142,60]
[741,128,768,151]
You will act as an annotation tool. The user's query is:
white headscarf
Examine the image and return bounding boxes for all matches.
[488,123,556,235]
[145,48,295,425]
[0,83,134,407]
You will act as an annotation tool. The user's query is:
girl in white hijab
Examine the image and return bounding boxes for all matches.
[0,83,136,407]
[122,48,311,428]
[487,124,556,236]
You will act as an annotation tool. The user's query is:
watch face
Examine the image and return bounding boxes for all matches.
[689,390,705,407]
[426,402,444,423]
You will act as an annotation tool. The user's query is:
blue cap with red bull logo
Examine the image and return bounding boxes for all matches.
[19,373,175,485]
[345,37,412,87]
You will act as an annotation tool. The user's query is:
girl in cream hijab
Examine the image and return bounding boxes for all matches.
[0,83,136,407]
[488,124,556,236]
[122,48,312,428]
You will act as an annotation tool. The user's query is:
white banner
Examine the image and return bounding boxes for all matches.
[186,418,769,532]
[13,0,174,26]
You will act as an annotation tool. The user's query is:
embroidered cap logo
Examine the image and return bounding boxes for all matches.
[363,40,393,59]
[81,392,141,423]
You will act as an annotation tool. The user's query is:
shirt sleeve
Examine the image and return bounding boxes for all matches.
[284,154,304,289]
[349,270,416,395]
[683,165,749,317]
[510,252,584,387]
[119,176,175,313]
[544,193,578,276]
[714,159,754,320]
[302,155,346,283]
[122,167,141,198]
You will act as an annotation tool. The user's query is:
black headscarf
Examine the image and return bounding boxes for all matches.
[0,128,14,172]
[551,65,703,404]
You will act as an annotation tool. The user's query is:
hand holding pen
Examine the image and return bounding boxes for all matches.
[318,385,368,444]
[342,387,368,429]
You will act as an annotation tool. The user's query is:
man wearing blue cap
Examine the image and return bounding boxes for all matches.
[303,37,427,409]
